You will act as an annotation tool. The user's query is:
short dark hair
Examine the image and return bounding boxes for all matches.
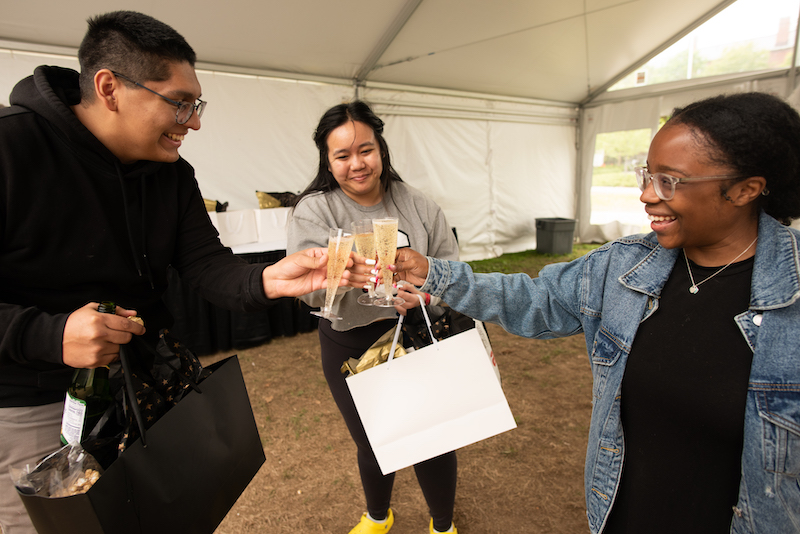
[293,100,403,206]
[78,11,196,102]
[668,92,800,224]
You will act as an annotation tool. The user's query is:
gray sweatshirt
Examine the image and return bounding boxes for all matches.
[287,182,459,331]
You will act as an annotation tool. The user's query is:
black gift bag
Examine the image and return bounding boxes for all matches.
[401,305,477,349]
[18,356,266,534]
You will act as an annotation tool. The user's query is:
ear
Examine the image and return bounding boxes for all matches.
[94,69,119,112]
[731,176,767,207]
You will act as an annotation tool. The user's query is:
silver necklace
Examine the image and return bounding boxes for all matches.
[684,235,758,294]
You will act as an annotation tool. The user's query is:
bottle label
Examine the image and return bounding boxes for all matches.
[60,392,87,445]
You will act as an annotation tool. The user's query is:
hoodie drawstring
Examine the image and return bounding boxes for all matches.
[139,177,154,288]
[115,162,154,289]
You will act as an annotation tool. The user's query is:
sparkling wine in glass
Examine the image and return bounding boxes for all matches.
[372,217,404,307]
[352,219,378,306]
[311,227,354,320]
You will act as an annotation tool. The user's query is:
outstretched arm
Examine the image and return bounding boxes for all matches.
[261,247,353,299]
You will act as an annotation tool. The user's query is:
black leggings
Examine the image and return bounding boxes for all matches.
[318,319,457,531]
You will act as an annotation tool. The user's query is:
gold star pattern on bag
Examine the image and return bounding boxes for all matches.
[117,329,212,453]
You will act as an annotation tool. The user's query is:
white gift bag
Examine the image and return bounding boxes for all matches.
[213,210,259,247]
[346,300,516,475]
[254,207,290,244]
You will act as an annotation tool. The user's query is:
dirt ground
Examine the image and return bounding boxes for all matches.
[201,317,594,534]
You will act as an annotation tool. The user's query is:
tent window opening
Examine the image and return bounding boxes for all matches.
[610,0,800,91]
[590,129,651,231]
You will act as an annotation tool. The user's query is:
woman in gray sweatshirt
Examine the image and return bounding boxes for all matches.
[287,101,460,534]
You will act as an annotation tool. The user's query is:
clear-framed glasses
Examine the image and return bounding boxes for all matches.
[111,71,206,125]
[634,166,742,201]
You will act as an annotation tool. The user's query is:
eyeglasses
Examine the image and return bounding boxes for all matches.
[634,166,742,201]
[111,71,206,125]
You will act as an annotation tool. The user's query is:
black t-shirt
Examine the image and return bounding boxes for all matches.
[602,251,754,534]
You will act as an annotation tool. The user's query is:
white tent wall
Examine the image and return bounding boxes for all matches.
[577,71,800,243]
[0,49,79,101]
[371,91,578,261]
[381,115,578,262]
[182,77,580,262]
[489,121,576,258]
[179,70,353,209]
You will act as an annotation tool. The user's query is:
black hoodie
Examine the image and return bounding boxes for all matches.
[0,65,270,407]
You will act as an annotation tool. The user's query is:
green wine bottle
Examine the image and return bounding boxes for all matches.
[59,301,116,445]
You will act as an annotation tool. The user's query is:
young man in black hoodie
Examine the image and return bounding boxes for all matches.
[0,11,351,533]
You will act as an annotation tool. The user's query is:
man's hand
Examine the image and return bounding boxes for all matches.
[62,302,146,368]
[262,248,353,299]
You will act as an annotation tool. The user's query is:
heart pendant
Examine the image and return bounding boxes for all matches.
[689,285,699,294]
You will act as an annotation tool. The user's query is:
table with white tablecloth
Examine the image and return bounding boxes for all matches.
[163,208,319,356]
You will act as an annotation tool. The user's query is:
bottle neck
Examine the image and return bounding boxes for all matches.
[97,301,116,314]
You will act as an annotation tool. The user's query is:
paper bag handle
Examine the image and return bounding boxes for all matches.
[119,344,148,447]
[386,293,436,369]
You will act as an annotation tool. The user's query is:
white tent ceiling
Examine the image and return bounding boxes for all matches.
[2,0,733,105]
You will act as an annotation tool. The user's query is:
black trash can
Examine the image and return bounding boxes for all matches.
[535,218,576,254]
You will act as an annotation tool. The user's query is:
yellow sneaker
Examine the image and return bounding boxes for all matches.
[429,518,457,533]
[349,509,394,534]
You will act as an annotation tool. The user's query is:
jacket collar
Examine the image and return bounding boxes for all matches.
[750,211,800,310]
[618,235,678,298]
[619,211,800,309]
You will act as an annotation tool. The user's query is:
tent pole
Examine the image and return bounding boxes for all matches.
[574,106,584,242]
[788,2,800,96]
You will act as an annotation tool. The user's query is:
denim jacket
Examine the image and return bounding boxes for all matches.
[421,211,800,533]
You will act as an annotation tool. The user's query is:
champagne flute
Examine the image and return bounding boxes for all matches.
[352,219,378,306]
[310,227,354,320]
[372,217,404,307]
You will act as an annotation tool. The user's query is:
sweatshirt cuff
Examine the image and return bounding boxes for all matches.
[247,264,274,309]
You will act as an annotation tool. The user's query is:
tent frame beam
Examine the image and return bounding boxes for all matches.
[354,0,424,84]
[580,0,737,106]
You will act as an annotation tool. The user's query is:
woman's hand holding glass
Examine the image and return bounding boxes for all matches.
[394,281,426,316]
[350,246,431,315]
[389,247,430,286]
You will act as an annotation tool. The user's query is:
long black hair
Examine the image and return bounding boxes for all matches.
[292,100,403,207]
[667,92,800,224]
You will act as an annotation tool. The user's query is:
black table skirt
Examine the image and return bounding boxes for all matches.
[162,251,319,356]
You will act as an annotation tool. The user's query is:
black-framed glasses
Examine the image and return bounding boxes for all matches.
[634,166,742,201]
[111,71,206,125]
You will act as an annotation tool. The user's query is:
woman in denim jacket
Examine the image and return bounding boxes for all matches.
[386,92,800,533]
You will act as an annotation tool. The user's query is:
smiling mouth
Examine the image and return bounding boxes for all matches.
[648,214,676,222]
[165,133,185,142]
